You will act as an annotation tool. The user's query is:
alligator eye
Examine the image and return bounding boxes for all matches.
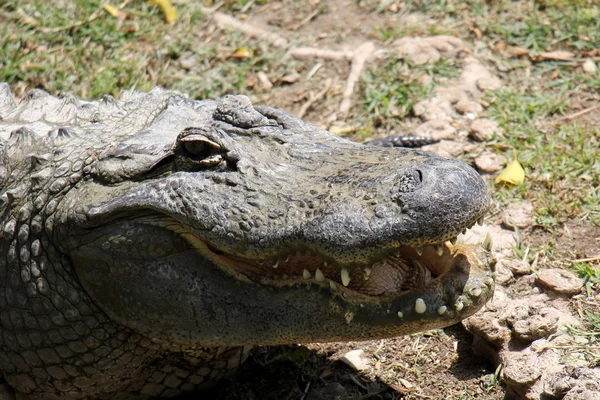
[179,135,221,161]
[183,141,208,158]
[175,127,230,170]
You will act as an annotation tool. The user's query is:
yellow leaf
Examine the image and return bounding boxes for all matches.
[103,4,120,18]
[495,154,525,185]
[229,47,252,59]
[147,0,176,23]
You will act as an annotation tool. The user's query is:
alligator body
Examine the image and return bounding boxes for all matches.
[0,84,494,399]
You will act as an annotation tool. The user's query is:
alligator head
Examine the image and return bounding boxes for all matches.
[1,86,493,352]
[15,92,492,349]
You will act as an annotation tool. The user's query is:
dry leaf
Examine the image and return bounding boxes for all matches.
[147,0,176,23]
[495,154,525,185]
[534,50,575,62]
[507,46,529,57]
[103,4,120,18]
[229,47,252,59]
[280,71,301,84]
[17,8,38,26]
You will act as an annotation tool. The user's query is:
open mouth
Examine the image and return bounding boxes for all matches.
[182,218,494,307]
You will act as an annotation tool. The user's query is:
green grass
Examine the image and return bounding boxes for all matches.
[571,262,600,297]
[0,0,293,100]
[1,1,168,96]
[411,0,600,51]
[486,88,600,227]
[352,57,460,138]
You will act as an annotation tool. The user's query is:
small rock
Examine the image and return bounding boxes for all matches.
[475,152,506,174]
[477,76,502,91]
[257,72,273,89]
[422,140,467,157]
[497,258,531,276]
[470,118,501,141]
[494,260,514,285]
[397,378,415,389]
[279,71,300,84]
[502,202,535,229]
[339,349,370,371]
[460,59,499,95]
[582,58,597,74]
[393,36,464,65]
[413,97,453,121]
[414,120,457,140]
[564,385,600,400]
[502,352,542,385]
[433,85,468,104]
[510,306,560,343]
[536,269,584,295]
[455,99,483,115]
[178,56,198,70]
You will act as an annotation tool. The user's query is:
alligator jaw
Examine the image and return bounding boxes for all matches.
[178,223,496,340]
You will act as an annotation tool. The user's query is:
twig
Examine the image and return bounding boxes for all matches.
[541,345,600,350]
[299,381,311,400]
[340,42,375,118]
[288,9,319,31]
[239,0,255,13]
[557,104,600,121]
[38,0,133,33]
[568,256,600,263]
[288,47,354,61]
[297,78,332,119]
[208,10,287,47]
[305,62,323,80]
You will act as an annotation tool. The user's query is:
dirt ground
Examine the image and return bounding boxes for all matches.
[3,0,600,399]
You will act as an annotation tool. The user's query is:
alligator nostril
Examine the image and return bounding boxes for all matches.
[392,169,422,195]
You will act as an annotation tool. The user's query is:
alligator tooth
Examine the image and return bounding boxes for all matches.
[285,255,290,263]
[397,311,404,318]
[482,232,493,252]
[257,260,264,266]
[302,269,312,280]
[415,247,423,256]
[272,260,279,269]
[341,268,351,287]
[329,281,337,291]
[477,216,484,226]
[315,269,325,283]
[455,301,464,311]
[434,244,444,256]
[470,287,482,297]
[437,305,447,315]
[415,298,427,314]
[345,311,354,324]
[363,267,371,280]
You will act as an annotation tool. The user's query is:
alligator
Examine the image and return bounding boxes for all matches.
[0,83,494,399]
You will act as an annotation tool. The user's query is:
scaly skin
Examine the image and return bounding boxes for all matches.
[0,84,493,399]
